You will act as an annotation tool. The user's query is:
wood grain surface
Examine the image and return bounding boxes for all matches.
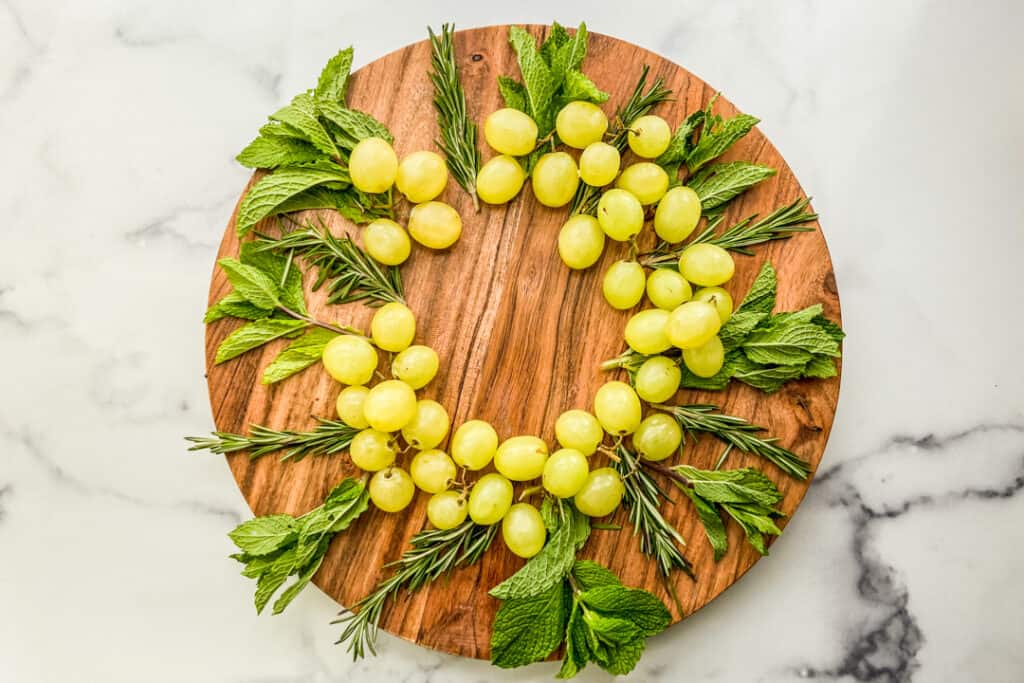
[203,25,841,660]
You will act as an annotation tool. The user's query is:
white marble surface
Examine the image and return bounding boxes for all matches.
[2,1,1023,681]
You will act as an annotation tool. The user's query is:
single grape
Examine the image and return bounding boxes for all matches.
[693,286,734,323]
[335,385,370,429]
[634,356,682,403]
[322,335,378,385]
[579,141,621,186]
[468,472,514,525]
[654,186,701,243]
[627,115,671,158]
[349,428,397,471]
[395,150,448,203]
[369,466,415,512]
[428,490,468,530]
[401,399,450,450]
[410,448,457,494]
[484,108,538,156]
[682,335,726,377]
[596,188,643,241]
[542,448,590,498]
[361,219,411,266]
[362,379,417,432]
[602,260,646,310]
[555,409,603,455]
[408,201,462,249]
[391,345,439,390]
[558,215,605,270]
[593,381,642,435]
[624,308,672,355]
[501,503,546,558]
[476,154,526,204]
[667,300,721,350]
[678,243,735,286]
[615,162,669,205]
[370,302,416,352]
[494,435,549,481]
[451,420,499,470]
[349,137,398,193]
[632,413,682,461]
[555,101,609,149]
[574,467,624,517]
[646,268,693,310]
[531,152,580,207]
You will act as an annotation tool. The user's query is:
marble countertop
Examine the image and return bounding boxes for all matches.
[3,1,1022,681]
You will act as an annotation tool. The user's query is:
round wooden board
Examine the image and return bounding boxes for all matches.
[204,25,841,660]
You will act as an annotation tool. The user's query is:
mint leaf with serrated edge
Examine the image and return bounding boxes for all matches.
[686,112,760,174]
[239,242,306,315]
[217,258,282,310]
[570,560,620,591]
[490,581,568,668]
[682,489,729,560]
[686,161,776,210]
[236,165,349,236]
[237,134,326,169]
[269,93,337,157]
[317,101,393,149]
[214,318,308,364]
[508,26,558,134]
[228,515,298,556]
[204,291,272,324]
[315,46,354,103]
[578,585,671,637]
[497,76,527,111]
[262,327,337,384]
[742,322,840,366]
[560,69,608,104]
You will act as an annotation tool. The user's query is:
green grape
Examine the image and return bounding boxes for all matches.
[558,215,605,270]
[362,379,417,432]
[579,141,621,186]
[494,435,548,481]
[484,107,538,156]
[624,308,672,355]
[542,448,590,498]
[574,467,624,517]
[555,101,609,149]
[596,188,643,241]
[555,409,603,456]
[361,219,411,266]
[602,260,646,310]
[401,399,450,450]
[451,419,499,470]
[408,201,462,249]
[349,428,397,471]
[501,503,546,558]
[667,301,722,350]
[335,385,370,429]
[682,335,725,377]
[646,268,692,310]
[626,115,671,158]
[653,186,701,243]
[322,335,378,386]
[468,472,514,525]
[614,162,669,205]
[678,243,735,286]
[531,152,580,207]
[369,466,415,512]
[634,356,682,403]
[349,137,398,193]
[370,302,416,352]
[395,150,448,203]
[391,345,439,390]
[476,154,526,205]
[593,381,642,435]
[427,490,468,530]
[632,413,682,461]
[410,448,457,494]
[693,286,734,323]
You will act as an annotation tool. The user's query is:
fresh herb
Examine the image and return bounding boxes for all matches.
[255,221,404,306]
[227,478,369,614]
[686,161,776,211]
[428,24,481,209]
[683,97,760,175]
[334,520,498,659]
[186,417,359,462]
[693,197,817,254]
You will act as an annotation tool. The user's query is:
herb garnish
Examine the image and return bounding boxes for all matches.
[186,417,358,462]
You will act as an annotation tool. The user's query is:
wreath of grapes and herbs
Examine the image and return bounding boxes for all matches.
[187,22,844,678]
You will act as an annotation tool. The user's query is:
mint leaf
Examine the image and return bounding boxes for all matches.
[804,354,838,379]
[656,109,705,167]
[732,359,807,393]
[742,322,840,366]
[254,548,297,613]
[683,489,729,560]
[675,466,784,507]
[560,70,608,104]
[490,581,568,668]
[570,560,620,591]
[719,311,769,350]
[497,76,527,111]
[269,93,337,156]
[320,478,371,533]
[270,186,347,214]
[686,112,760,174]
[678,350,741,390]
[217,258,282,310]
[204,291,273,324]
[228,515,298,556]
[539,22,571,67]
[813,314,846,344]
[262,327,337,384]
[579,585,671,637]
[557,604,589,679]
[489,504,589,600]
[508,26,557,133]
[214,318,308,363]
[239,243,306,315]
[237,134,325,169]
[236,166,349,236]
[549,23,589,86]
[315,46,354,103]
[317,101,393,149]
[723,502,783,554]
[271,544,327,614]
[686,161,776,210]
[735,261,777,315]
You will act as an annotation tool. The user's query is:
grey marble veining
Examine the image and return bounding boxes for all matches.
[2,1,1022,681]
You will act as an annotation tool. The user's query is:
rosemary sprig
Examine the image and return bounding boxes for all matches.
[653,403,810,479]
[570,66,672,215]
[691,197,817,255]
[334,519,498,659]
[185,418,358,462]
[429,24,481,211]
[255,221,404,306]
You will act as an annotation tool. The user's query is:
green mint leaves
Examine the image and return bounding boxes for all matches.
[315,47,355,102]
[490,581,568,667]
[686,161,777,210]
